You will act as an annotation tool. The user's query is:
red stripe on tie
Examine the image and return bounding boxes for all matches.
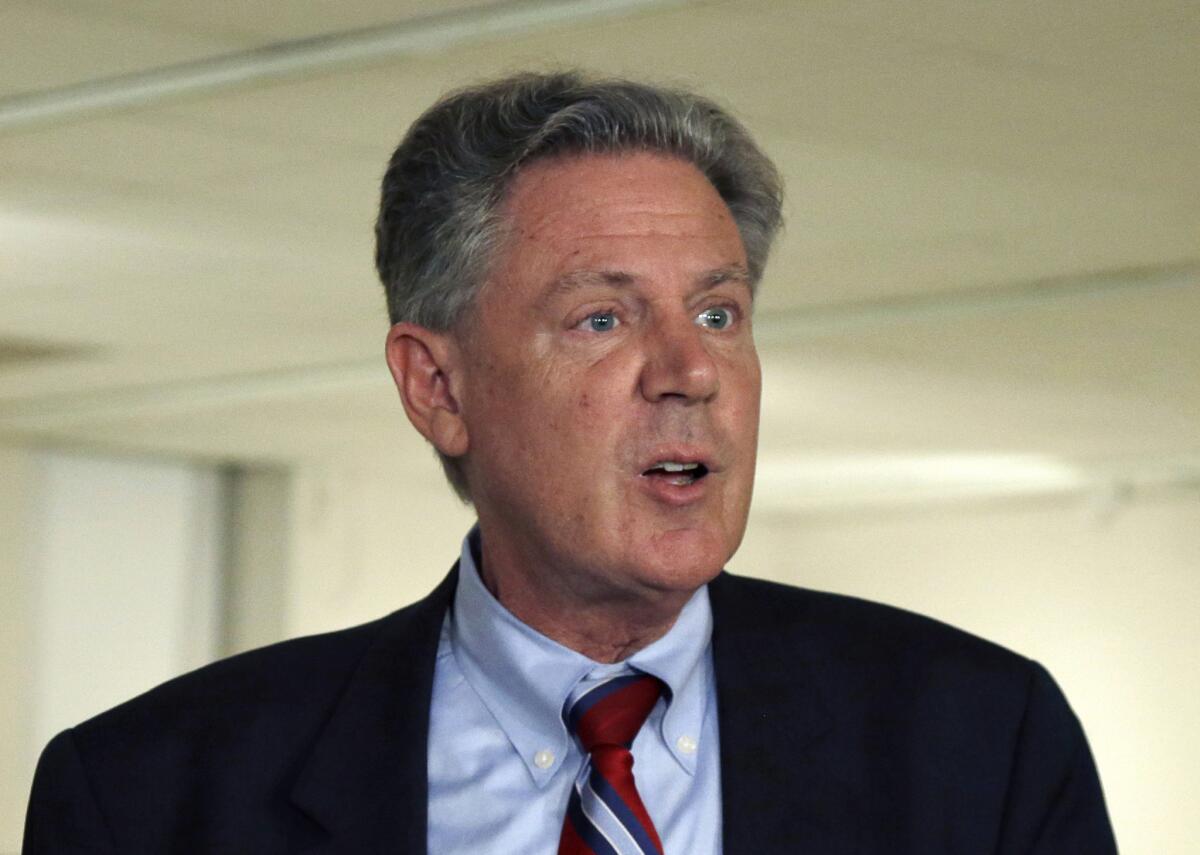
[574,676,661,748]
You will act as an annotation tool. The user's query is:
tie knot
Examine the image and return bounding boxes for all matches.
[565,673,664,754]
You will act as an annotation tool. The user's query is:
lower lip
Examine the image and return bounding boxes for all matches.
[637,472,712,506]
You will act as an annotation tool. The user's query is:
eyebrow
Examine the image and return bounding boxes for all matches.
[701,264,753,289]
[543,263,752,302]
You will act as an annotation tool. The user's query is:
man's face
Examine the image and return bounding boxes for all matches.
[458,152,761,607]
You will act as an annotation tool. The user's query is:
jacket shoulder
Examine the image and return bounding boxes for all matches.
[26,572,455,851]
[707,574,1115,852]
[710,571,1036,694]
[63,575,449,791]
[72,567,456,750]
[75,613,389,746]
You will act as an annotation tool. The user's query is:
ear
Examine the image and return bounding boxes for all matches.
[385,322,469,458]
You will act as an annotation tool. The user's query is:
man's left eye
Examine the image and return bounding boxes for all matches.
[695,307,734,330]
[583,311,619,332]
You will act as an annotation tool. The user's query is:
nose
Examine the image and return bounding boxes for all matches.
[638,315,720,403]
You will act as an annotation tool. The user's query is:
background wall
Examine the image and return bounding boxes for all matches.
[2,448,223,853]
[0,449,36,851]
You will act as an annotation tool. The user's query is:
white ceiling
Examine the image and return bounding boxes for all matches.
[1,0,1197,506]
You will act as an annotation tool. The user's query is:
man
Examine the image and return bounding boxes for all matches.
[25,71,1116,853]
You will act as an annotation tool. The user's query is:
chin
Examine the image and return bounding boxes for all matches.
[634,527,735,592]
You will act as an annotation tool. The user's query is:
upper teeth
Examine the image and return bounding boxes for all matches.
[659,461,699,472]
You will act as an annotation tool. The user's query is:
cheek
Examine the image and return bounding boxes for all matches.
[720,355,761,415]
[482,362,591,458]
[738,355,763,413]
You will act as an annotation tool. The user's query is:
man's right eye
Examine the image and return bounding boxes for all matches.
[581,311,620,332]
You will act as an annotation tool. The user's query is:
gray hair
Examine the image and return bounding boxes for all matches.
[375,70,784,500]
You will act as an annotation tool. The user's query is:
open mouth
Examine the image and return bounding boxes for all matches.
[641,460,710,487]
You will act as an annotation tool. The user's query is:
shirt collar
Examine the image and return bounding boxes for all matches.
[449,525,713,786]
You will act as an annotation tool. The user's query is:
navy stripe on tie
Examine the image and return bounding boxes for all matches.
[567,784,620,855]
[588,768,660,855]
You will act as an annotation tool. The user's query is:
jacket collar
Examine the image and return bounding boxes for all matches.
[288,566,458,853]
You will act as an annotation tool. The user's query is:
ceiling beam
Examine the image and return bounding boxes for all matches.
[754,260,1200,345]
[0,0,686,132]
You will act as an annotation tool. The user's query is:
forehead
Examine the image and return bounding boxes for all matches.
[490,152,747,291]
[502,151,734,236]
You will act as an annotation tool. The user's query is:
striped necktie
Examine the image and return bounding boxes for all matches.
[558,673,665,855]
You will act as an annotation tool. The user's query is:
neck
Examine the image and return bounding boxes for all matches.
[491,580,683,662]
[474,534,692,663]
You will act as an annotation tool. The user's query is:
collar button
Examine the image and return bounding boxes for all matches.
[676,734,698,755]
[533,749,555,769]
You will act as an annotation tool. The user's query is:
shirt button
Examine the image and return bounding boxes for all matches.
[676,735,698,755]
[534,749,555,769]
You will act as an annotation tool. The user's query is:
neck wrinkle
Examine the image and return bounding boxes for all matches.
[480,559,685,663]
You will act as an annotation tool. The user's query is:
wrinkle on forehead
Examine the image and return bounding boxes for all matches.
[539,263,752,308]
[503,153,737,241]
[518,206,737,243]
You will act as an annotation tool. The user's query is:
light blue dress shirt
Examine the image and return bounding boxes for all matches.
[427,528,722,854]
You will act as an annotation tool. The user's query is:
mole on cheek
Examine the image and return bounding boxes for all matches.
[579,392,590,409]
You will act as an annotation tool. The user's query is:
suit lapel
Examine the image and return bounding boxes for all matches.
[289,567,458,853]
[710,572,859,854]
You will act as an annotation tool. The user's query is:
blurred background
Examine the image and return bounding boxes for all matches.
[1,1,1197,851]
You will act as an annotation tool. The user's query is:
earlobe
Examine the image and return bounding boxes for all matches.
[429,408,468,457]
[385,323,469,457]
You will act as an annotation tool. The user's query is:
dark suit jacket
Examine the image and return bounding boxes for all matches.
[24,569,1116,853]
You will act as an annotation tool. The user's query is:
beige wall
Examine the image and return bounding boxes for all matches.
[221,465,290,656]
[0,448,36,853]
[4,447,223,854]
[284,461,477,637]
